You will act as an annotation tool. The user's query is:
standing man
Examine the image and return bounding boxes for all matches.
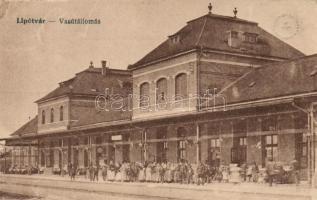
[266,157,275,186]
[89,162,94,181]
[94,164,99,182]
[67,162,72,178]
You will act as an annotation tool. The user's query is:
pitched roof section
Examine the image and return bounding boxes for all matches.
[10,116,38,137]
[129,13,304,69]
[217,54,317,105]
[35,67,131,103]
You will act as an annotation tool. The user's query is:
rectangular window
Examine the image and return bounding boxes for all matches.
[210,138,220,148]
[178,140,186,161]
[231,31,238,38]
[239,137,247,146]
[264,134,278,161]
[163,141,168,149]
[208,138,221,166]
[243,34,257,43]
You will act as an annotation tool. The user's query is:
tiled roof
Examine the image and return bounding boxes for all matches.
[35,67,131,103]
[129,13,304,69]
[217,54,317,105]
[10,116,38,136]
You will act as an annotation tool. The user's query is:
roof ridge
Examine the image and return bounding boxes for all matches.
[187,13,258,25]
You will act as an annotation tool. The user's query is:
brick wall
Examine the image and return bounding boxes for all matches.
[38,97,70,134]
[132,52,198,119]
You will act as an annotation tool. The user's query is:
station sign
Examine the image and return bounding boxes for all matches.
[111,135,122,141]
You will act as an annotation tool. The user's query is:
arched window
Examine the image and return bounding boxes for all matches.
[50,108,54,123]
[140,82,150,107]
[41,110,45,124]
[156,78,167,103]
[59,106,64,121]
[175,73,187,98]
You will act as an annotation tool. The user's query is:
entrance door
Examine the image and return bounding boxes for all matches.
[156,127,167,163]
[84,150,89,167]
[122,144,130,163]
[208,138,220,166]
[231,137,247,165]
[40,151,45,167]
[108,145,115,164]
[73,149,79,167]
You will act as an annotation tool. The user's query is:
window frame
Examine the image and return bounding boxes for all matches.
[139,82,150,108]
[239,137,247,146]
[175,73,188,98]
[156,78,168,104]
[264,134,278,161]
[178,140,186,161]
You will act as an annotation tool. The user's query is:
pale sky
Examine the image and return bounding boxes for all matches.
[0,0,317,138]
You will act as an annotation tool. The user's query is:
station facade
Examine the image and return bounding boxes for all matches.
[3,9,317,183]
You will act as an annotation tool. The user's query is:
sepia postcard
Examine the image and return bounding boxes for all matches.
[1,0,317,199]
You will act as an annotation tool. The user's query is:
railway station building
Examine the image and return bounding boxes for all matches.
[2,8,317,183]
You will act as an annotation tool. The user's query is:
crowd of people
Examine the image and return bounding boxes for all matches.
[5,158,301,186]
[64,159,300,186]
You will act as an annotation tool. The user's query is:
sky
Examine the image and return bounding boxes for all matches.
[0,0,317,138]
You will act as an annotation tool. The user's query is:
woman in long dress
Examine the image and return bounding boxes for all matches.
[145,163,152,182]
[115,163,122,182]
[107,161,115,181]
[121,162,127,182]
[164,162,172,183]
[138,163,145,182]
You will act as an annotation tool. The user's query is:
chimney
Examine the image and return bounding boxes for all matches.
[101,60,107,76]
[89,61,94,69]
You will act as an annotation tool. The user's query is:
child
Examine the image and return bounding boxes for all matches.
[222,166,229,183]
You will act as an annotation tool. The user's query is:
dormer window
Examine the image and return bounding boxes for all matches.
[227,30,240,48]
[231,31,238,38]
[243,32,258,43]
[169,34,180,44]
